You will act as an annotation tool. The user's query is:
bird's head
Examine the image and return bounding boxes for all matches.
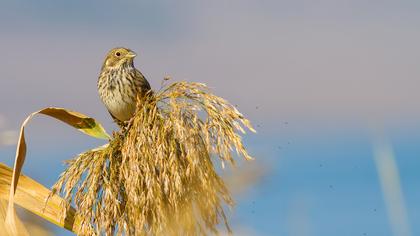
[102,47,137,69]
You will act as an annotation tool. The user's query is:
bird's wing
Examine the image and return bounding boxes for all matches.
[135,69,152,91]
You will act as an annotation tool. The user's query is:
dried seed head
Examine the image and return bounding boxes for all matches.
[51,81,255,235]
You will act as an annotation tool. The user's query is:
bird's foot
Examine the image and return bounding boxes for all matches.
[117,117,135,135]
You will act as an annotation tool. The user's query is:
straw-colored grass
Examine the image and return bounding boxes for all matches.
[51,81,255,235]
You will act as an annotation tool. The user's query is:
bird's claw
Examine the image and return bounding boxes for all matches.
[117,117,135,136]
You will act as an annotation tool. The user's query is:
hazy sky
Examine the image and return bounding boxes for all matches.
[1,1,420,235]
[1,0,420,134]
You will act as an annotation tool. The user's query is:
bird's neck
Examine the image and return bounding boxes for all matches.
[104,63,135,74]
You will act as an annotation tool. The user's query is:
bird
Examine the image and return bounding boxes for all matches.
[97,47,152,127]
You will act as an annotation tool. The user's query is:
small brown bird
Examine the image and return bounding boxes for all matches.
[98,47,151,126]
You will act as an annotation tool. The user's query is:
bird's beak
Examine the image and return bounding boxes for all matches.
[126,51,137,58]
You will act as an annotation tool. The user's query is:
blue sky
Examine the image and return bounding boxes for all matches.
[1,1,420,235]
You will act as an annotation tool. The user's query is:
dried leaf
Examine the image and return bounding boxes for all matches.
[0,162,79,233]
[38,108,110,140]
[0,199,29,236]
[6,107,108,234]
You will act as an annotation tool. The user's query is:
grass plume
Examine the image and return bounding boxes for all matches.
[51,81,255,235]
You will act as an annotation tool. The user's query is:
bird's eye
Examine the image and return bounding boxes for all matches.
[115,52,121,57]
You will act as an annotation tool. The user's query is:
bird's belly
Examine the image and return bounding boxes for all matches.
[103,90,137,121]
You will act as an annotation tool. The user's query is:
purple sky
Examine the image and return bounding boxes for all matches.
[1,0,420,136]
